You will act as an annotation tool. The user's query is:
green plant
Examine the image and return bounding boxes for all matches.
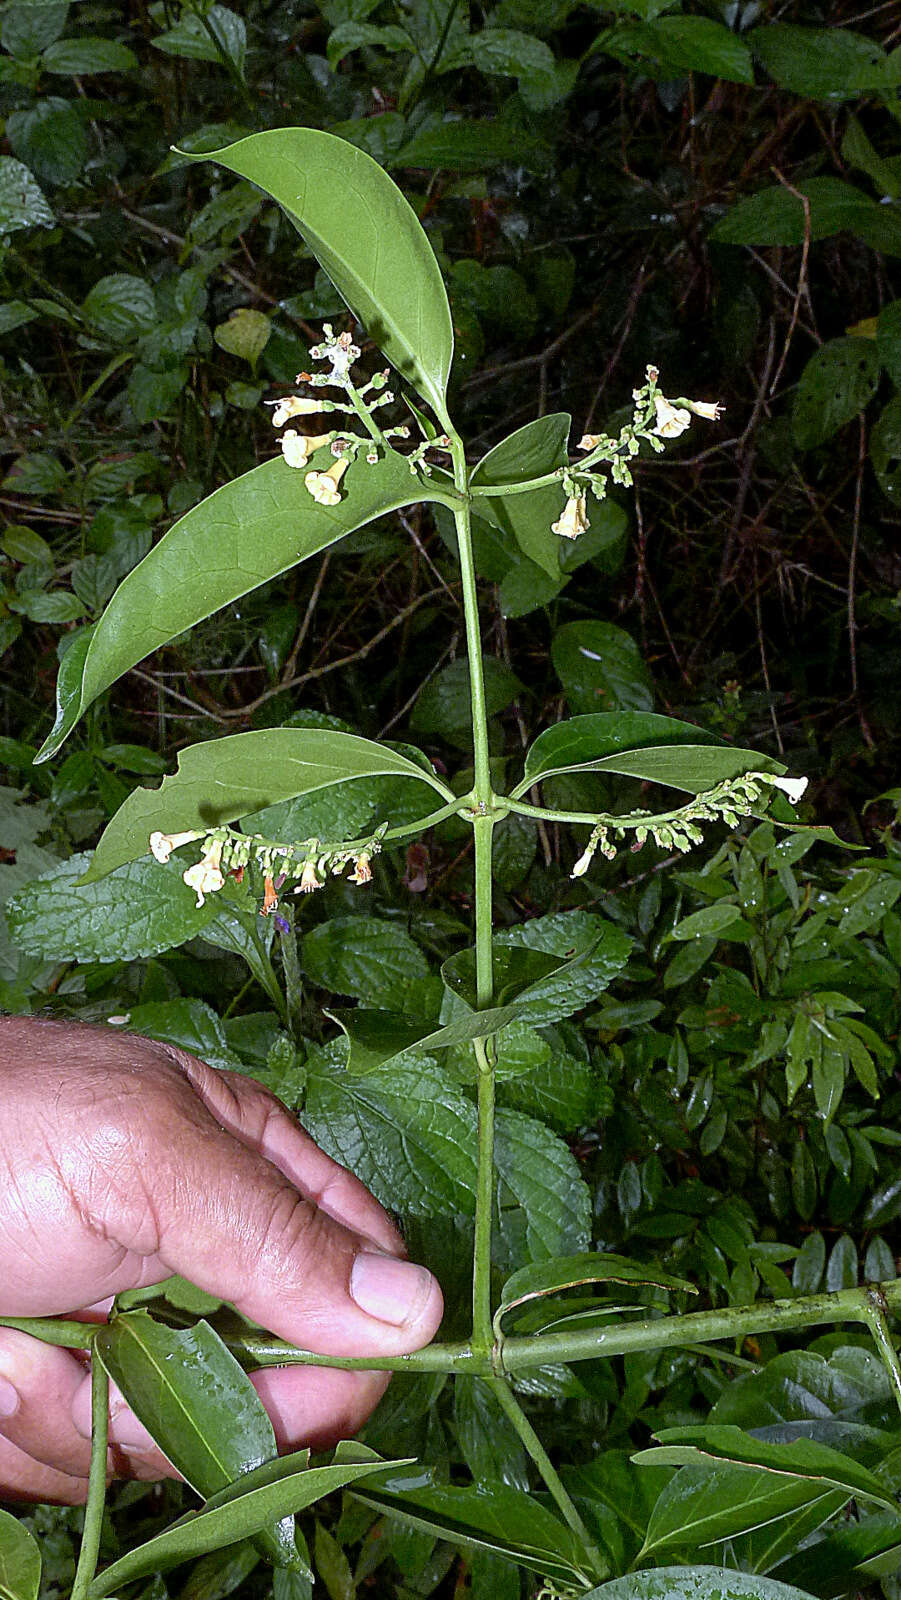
[3,125,901,1600]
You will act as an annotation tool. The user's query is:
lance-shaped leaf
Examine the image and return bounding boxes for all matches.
[495,1252,697,1337]
[637,1465,842,1561]
[471,414,571,580]
[88,1448,411,1595]
[36,449,446,763]
[83,728,453,881]
[514,712,783,798]
[634,1425,896,1511]
[329,1002,539,1073]
[94,1312,300,1569]
[184,129,454,426]
[0,1511,41,1600]
[583,1567,820,1600]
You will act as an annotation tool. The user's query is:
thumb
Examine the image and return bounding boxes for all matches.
[123,1054,444,1359]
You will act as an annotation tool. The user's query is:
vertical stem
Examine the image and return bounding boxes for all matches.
[450,435,496,1354]
[278,907,304,1041]
[70,1356,109,1600]
[863,1293,901,1421]
[489,1378,607,1581]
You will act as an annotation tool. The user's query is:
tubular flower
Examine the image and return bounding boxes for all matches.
[349,852,372,885]
[652,396,691,438]
[280,429,323,470]
[261,875,279,915]
[182,839,225,908]
[571,844,595,879]
[578,434,601,451]
[149,829,202,863]
[297,859,323,894]
[688,400,724,421]
[305,457,349,506]
[769,774,808,803]
[552,492,589,540]
[271,396,325,427]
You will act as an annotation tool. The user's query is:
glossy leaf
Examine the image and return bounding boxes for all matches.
[638,1464,841,1559]
[36,451,446,763]
[350,1478,591,1587]
[601,16,754,84]
[494,1109,591,1259]
[442,912,631,1026]
[88,1450,409,1595]
[518,712,781,796]
[636,1425,895,1510]
[84,729,452,881]
[471,415,570,578]
[187,130,454,425]
[0,1511,41,1600]
[6,851,219,961]
[496,1252,696,1334]
[584,1568,819,1599]
[552,621,653,715]
[94,1312,300,1569]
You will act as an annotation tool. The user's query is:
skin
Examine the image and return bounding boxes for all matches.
[0,1017,444,1502]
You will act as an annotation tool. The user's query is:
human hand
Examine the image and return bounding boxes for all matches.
[0,1017,443,1503]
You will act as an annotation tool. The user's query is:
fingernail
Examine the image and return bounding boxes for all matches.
[0,1378,19,1419]
[350,1252,434,1328]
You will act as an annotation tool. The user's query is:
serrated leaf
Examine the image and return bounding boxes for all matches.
[329,1002,543,1073]
[94,1313,300,1568]
[442,913,631,1027]
[0,1510,41,1600]
[185,130,454,426]
[749,24,901,99]
[494,1108,591,1260]
[88,1451,407,1595]
[214,308,271,368]
[0,157,53,234]
[303,916,430,1009]
[36,450,447,762]
[792,338,880,450]
[5,851,218,962]
[301,1056,478,1217]
[711,177,884,250]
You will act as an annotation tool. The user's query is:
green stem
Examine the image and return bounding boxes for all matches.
[862,1289,901,1421]
[62,352,133,431]
[70,1356,109,1600]
[489,1377,607,1581]
[278,906,304,1040]
[472,1034,496,1355]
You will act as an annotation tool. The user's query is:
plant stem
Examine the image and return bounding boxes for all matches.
[472,1033,496,1355]
[862,1290,901,1421]
[489,1378,607,1581]
[70,1356,109,1600]
[278,906,304,1040]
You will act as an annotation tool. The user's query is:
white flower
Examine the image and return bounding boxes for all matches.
[570,845,595,879]
[349,852,372,885]
[688,400,724,421]
[652,396,691,438]
[182,839,225,907]
[149,829,202,864]
[770,774,809,803]
[305,457,349,506]
[297,860,323,893]
[280,429,323,470]
[552,493,589,540]
[271,396,325,427]
[579,434,601,451]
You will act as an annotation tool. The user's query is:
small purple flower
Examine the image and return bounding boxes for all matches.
[273,913,291,935]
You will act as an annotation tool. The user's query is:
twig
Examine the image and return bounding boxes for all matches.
[848,415,875,749]
[768,168,813,396]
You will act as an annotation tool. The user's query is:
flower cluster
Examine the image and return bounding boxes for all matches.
[569,771,807,879]
[551,365,724,541]
[149,823,386,913]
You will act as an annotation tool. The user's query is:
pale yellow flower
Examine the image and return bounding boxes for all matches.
[652,396,691,438]
[551,492,589,540]
[349,852,372,885]
[272,396,325,427]
[182,839,225,908]
[280,429,322,470]
[297,860,323,893]
[578,434,601,451]
[570,845,594,879]
[688,400,724,421]
[305,457,349,506]
[149,829,203,863]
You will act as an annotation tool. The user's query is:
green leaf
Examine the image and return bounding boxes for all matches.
[186,130,454,426]
[302,916,430,1009]
[442,911,631,1026]
[749,24,901,100]
[88,1450,408,1595]
[601,16,753,83]
[494,1108,591,1259]
[36,450,444,762]
[126,998,246,1075]
[351,1479,590,1587]
[329,1002,545,1073]
[470,28,556,82]
[84,727,450,881]
[870,394,901,505]
[638,1465,841,1559]
[214,308,272,369]
[583,1568,819,1599]
[2,4,67,58]
[0,157,53,234]
[6,98,86,185]
[152,5,246,73]
[302,1055,478,1217]
[518,713,782,797]
[637,1425,895,1511]
[711,177,892,251]
[327,22,414,67]
[42,38,139,73]
[551,622,653,715]
[877,301,901,386]
[94,1313,301,1569]
[5,851,219,962]
[792,338,880,450]
[391,118,547,173]
[410,656,523,739]
[454,1378,529,1490]
[671,903,745,941]
[497,1252,696,1333]
[471,415,570,579]
[82,274,157,342]
[0,1510,41,1600]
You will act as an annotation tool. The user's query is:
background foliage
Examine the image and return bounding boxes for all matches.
[3,0,901,1596]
